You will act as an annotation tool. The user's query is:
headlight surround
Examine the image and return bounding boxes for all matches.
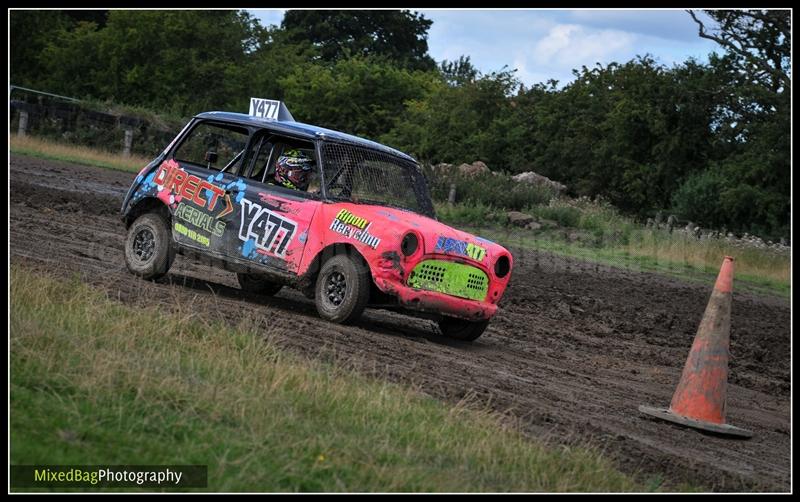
[494,255,510,278]
[401,232,419,257]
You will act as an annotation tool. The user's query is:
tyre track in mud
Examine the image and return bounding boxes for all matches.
[9,155,791,491]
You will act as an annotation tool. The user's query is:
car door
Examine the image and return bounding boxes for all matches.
[226,131,323,275]
[161,120,250,254]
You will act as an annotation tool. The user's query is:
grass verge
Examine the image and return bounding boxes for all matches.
[10,266,655,492]
[10,135,151,173]
[471,227,791,299]
[436,203,790,299]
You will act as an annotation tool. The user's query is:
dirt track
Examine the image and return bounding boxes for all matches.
[9,154,791,491]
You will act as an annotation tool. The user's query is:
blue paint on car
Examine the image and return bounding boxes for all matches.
[242,238,256,257]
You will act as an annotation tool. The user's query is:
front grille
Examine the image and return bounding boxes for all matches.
[407,260,488,301]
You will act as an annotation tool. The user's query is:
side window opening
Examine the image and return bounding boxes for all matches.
[174,122,250,174]
[242,133,274,182]
[261,137,321,195]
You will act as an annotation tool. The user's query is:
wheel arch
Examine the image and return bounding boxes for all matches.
[124,197,171,229]
[297,242,371,296]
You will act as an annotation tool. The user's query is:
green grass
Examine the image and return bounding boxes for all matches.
[10,266,656,492]
[435,201,789,299]
[469,225,790,299]
[11,135,151,173]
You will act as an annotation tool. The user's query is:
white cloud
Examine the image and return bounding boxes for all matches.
[533,24,636,68]
[422,11,715,87]
[567,10,713,42]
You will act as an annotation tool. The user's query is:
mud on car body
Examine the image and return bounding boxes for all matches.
[121,100,513,341]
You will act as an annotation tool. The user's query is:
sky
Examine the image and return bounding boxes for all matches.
[250,9,721,88]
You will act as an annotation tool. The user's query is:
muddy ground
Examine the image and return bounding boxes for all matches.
[9,155,791,491]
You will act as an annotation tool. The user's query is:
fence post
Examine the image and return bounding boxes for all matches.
[123,129,133,157]
[448,183,456,205]
[17,111,28,137]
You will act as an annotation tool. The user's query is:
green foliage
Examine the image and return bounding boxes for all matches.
[37,11,262,115]
[423,167,554,212]
[10,11,73,88]
[681,10,790,239]
[672,160,789,241]
[689,10,790,94]
[383,67,521,168]
[434,202,504,227]
[530,205,581,229]
[279,57,437,140]
[440,56,479,86]
[510,56,723,217]
[245,28,320,103]
[671,168,727,229]
[281,10,436,71]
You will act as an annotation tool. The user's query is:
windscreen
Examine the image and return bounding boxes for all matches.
[321,142,434,217]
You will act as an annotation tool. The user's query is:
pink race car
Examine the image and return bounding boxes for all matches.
[121,103,513,341]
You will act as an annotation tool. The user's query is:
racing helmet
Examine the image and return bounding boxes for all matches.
[274,148,314,191]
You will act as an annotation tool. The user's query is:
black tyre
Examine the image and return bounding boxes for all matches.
[314,254,371,324]
[237,273,283,296]
[124,212,175,280]
[437,317,490,342]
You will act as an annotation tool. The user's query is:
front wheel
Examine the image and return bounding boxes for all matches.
[314,254,371,324]
[124,212,175,280]
[437,317,490,342]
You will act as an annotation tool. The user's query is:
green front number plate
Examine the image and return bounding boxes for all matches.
[407,260,488,301]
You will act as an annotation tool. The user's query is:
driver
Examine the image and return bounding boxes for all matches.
[273,148,314,191]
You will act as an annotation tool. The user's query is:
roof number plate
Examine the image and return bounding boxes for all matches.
[249,98,281,120]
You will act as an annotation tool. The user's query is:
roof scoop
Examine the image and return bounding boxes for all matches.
[248,97,295,122]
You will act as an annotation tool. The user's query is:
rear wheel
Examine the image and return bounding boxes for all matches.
[315,254,371,324]
[124,212,175,280]
[237,273,283,296]
[437,317,490,342]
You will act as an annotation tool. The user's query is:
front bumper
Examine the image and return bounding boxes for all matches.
[372,276,498,321]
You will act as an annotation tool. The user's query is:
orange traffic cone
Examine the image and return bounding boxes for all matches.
[639,256,752,438]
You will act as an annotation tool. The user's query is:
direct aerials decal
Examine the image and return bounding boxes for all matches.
[175,202,226,237]
[147,159,235,217]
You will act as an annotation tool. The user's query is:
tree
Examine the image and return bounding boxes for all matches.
[281,10,436,71]
[688,9,790,93]
[384,67,521,167]
[680,9,791,238]
[440,55,479,86]
[62,10,109,28]
[244,25,320,104]
[495,57,721,216]
[279,57,437,140]
[10,11,72,88]
[37,10,262,115]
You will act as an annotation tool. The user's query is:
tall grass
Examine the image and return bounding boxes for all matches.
[542,197,789,289]
[424,166,555,211]
[10,135,152,173]
[626,228,790,285]
[434,201,507,226]
[10,266,652,492]
[435,198,789,297]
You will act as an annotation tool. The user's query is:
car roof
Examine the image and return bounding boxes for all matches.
[195,111,417,164]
